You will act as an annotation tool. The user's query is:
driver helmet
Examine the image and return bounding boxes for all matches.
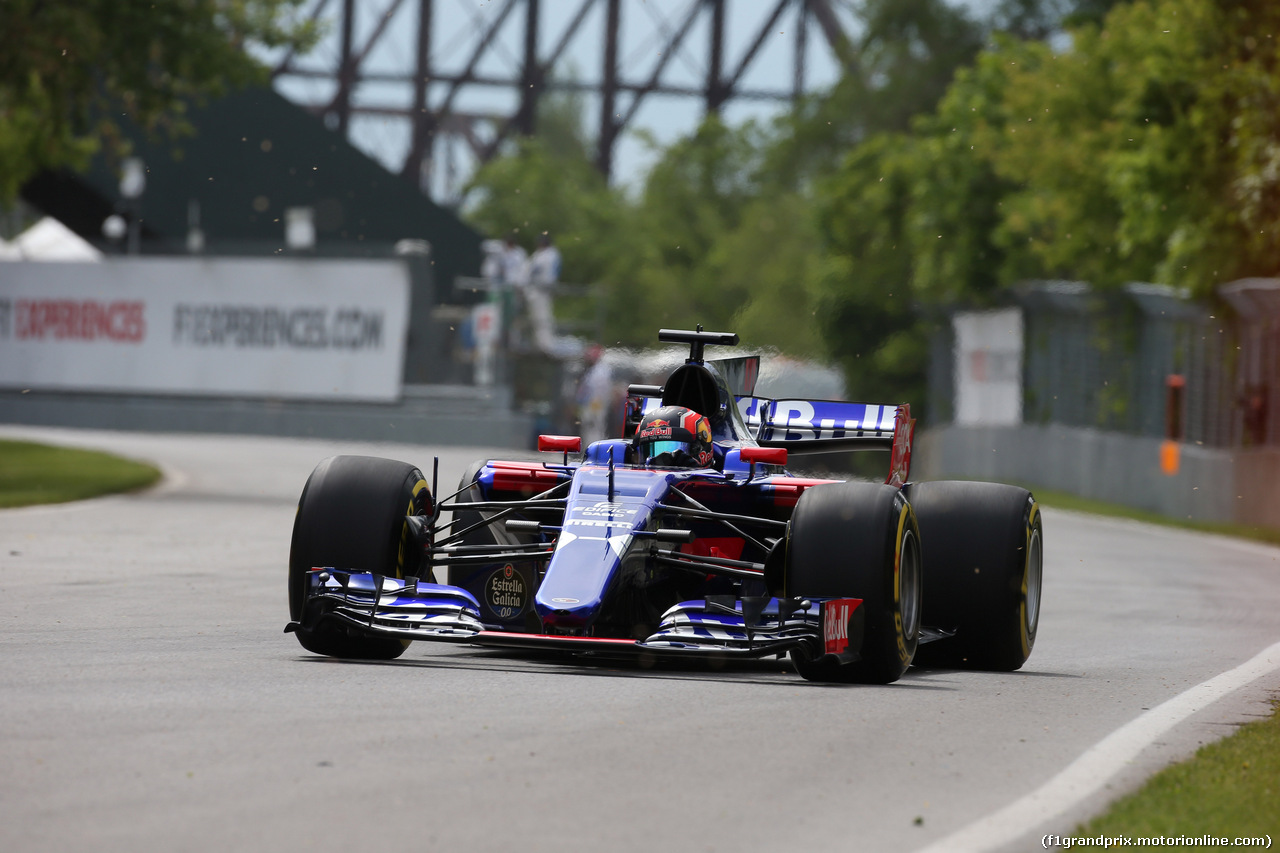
[633,405,714,468]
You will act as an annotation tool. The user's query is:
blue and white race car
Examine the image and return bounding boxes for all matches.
[286,328,1043,683]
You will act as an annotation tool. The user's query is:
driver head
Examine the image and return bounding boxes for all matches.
[632,405,714,468]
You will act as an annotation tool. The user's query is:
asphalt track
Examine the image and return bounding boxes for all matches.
[2,426,1278,853]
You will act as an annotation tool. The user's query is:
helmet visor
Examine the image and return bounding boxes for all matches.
[644,439,689,458]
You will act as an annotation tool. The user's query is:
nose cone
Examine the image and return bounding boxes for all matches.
[533,529,631,629]
[535,466,670,631]
[537,600,596,630]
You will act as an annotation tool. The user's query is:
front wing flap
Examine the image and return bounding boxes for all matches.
[287,569,864,664]
[287,569,486,642]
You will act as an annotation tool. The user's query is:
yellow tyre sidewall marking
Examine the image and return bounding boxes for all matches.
[397,477,430,578]
[1019,501,1041,658]
[893,501,912,666]
[387,476,429,650]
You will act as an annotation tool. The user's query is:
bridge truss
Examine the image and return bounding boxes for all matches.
[268,0,855,202]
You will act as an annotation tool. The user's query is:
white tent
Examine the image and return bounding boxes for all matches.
[1,217,102,261]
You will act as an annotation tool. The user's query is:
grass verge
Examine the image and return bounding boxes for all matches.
[1077,702,1280,843]
[1025,485,1279,842]
[0,439,162,508]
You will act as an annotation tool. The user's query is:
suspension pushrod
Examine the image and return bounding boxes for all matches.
[651,553,764,583]
[656,504,787,529]
[665,489,774,554]
[439,499,566,513]
[429,550,554,566]
[430,542,555,555]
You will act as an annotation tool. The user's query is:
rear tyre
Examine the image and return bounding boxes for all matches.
[785,482,921,684]
[907,481,1042,671]
[288,455,430,660]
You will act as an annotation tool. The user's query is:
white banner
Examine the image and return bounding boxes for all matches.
[954,307,1023,426]
[0,258,409,401]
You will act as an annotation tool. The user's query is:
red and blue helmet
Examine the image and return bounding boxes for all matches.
[632,405,714,468]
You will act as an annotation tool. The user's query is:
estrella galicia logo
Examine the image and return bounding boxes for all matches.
[486,564,527,620]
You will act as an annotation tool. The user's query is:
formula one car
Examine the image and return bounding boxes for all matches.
[286,328,1043,683]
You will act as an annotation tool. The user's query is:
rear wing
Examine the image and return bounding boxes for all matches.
[749,398,916,486]
[742,398,894,449]
[625,393,916,486]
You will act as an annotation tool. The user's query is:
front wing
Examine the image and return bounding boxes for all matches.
[286,569,865,665]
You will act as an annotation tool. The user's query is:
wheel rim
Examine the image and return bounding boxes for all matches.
[1024,526,1042,633]
[900,528,922,640]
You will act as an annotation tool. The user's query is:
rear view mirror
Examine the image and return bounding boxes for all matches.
[538,434,582,466]
[740,447,787,466]
[537,435,582,453]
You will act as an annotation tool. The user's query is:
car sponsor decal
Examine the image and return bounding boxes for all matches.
[752,399,898,442]
[574,501,637,518]
[566,519,633,528]
[822,598,859,656]
[486,564,527,619]
[638,423,673,440]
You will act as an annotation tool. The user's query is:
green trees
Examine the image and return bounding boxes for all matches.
[466,112,828,354]
[818,0,1280,408]
[912,0,1280,297]
[464,0,984,359]
[470,0,1280,411]
[0,0,317,200]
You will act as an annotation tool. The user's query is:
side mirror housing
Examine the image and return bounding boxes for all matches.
[537,435,582,453]
[740,447,787,466]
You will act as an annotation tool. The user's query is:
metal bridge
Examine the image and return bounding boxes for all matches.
[268,0,854,201]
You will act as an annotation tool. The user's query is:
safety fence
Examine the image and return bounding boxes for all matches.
[930,279,1280,449]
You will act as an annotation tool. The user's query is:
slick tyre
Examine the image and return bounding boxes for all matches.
[288,455,431,660]
[785,482,921,684]
[907,481,1042,671]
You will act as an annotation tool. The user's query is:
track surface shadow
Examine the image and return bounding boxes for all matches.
[293,648,958,689]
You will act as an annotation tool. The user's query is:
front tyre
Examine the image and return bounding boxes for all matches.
[785,482,921,684]
[288,455,431,660]
[907,482,1042,671]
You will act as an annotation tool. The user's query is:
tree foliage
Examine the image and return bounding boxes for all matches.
[931,0,1280,293]
[817,0,1280,412]
[765,0,986,188]
[0,0,318,201]
[464,0,988,359]
[465,0,1280,415]
[466,113,828,354]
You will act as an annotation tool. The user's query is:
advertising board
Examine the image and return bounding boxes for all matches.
[0,258,409,402]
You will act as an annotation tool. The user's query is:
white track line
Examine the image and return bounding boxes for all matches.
[915,640,1280,853]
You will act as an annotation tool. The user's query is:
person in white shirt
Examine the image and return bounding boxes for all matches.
[525,232,561,353]
[500,234,529,287]
[577,344,614,446]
